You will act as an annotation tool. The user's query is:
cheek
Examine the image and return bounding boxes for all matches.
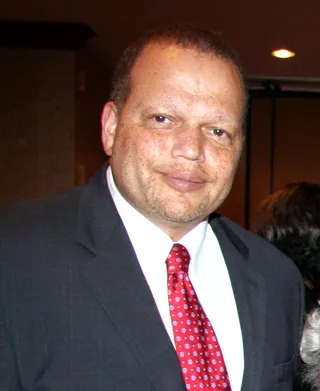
[114,132,164,174]
[150,141,168,157]
[207,147,241,180]
[113,126,138,158]
[139,134,170,161]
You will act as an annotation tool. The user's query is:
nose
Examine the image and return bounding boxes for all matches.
[171,125,205,162]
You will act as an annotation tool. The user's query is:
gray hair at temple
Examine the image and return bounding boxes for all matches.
[109,24,248,127]
[301,309,320,390]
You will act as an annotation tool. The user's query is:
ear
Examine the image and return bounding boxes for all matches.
[101,102,118,156]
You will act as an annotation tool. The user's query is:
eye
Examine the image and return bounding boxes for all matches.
[206,127,234,146]
[153,115,172,124]
[209,128,227,137]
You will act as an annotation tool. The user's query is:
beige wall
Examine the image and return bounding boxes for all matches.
[0,46,111,208]
[0,48,75,208]
[74,48,111,185]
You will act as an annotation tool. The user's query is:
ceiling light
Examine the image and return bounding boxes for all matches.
[271,49,296,59]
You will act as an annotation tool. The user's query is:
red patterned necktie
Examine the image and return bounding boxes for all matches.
[166,243,232,390]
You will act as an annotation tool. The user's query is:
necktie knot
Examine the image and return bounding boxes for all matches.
[166,243,190,274]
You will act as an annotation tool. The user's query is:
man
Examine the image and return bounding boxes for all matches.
[0,25,304,391]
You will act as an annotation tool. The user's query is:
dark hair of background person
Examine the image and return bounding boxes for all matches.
[256,182,320,311]
[256,182,320,292]
[256,182,320,391]
[109,24,248,126]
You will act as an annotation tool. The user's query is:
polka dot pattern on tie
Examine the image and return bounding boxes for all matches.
[166,243,231,390]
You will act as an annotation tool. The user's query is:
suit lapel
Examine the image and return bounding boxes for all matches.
[75,167,185,391]
[211,217,266,391]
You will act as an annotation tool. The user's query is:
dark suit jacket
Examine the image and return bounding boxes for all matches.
[0,166,304,391]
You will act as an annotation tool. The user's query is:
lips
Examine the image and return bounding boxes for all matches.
[165,173,205,192]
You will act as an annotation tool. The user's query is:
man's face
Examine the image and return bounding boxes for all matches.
[102,42,245,239]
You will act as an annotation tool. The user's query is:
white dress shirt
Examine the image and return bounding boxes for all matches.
[107,167,244,391]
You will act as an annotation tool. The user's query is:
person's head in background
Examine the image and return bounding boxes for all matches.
[256,182,320,309]
[300,308,320,390]
[101,24,247,241]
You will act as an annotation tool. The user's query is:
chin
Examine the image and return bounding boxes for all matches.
[147,193,211,221]
[155,206,207,224]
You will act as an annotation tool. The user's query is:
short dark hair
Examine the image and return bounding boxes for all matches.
[109,24,247,121]
[256,182,320,285]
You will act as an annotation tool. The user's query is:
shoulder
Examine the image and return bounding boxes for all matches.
[216,215,302,280]
[0,186,82,236]
[218,216,274,248]
[0,187,84,269]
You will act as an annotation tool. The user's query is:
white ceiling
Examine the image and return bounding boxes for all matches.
[1,0,320,80]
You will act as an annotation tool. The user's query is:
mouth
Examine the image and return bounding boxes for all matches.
[164,173,206,192]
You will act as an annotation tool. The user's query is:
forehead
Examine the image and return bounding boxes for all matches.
[132,42,237,85]
[127,42,245,121]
